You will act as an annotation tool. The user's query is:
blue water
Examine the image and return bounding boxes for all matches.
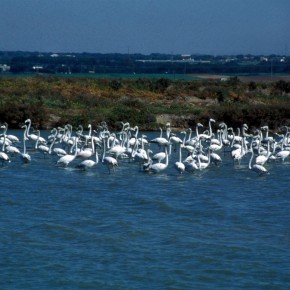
[1,131,290,289]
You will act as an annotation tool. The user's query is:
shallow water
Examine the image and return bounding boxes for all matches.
[1,131,290,289]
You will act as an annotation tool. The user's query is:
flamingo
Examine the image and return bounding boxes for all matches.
[275,148,290,162]
[149,127,170,148]
[274,127,290,162]
[5,144,21,156]
[2,122,20,143]
[184,128,198,147]
[196,119,215,140]
[151,151,167,163]
[219,122,231,148]
[76,140,99,170]
[19,125,31,163]
[102,137,118,174]
[1,124,21,156]
[25,119,46,146]
[208,136,223,152]
[48,128,67,157]
[197,151,211,170]
[147,147,169,174]
[106,133,126,160]
[230,129,246,164]
[174,144,185,174]
[210,151,222,166]
[169,132,184,152]
[83,124,93,144]
[255,139,271,165]
[131,136,150,167]
[249,145,268,176]
[57,137,79,167]
[0,126,11,165]
[76,143,94,160]
[0,124,12,146]
[184,158,199,173]
[34,130,50,157]
[128,125,140,147]
[260,125,274,143]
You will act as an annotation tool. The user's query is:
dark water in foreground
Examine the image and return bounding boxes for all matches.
[1,131,290,289]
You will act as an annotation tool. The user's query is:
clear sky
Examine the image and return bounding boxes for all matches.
[1,0,290,55]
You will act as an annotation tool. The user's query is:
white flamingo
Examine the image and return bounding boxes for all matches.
[151,151,166,163]
[34,130,50,157]
[274,127,290,162]
[174,144,185,174]
[19,125,31,163]
[76,142,94,160]
[148,147,169,174]
[48,128,67,157]
[255,139,271,165]
[2,122,20,143]
[25,119,47,146]
[210,151,222,166]
[0,126,11,165]
[184,159,199,173]
[197,151,211,170]
[102,137,118,174]
[5,144,21,156]
[249,144,268,176]
[149,127,170,148]
[0,124,12,146]
[132,136,150,167]
[106,133,126,160]
[76,140,99,170]
[1,124,21,156]
[197,119,215,140]
[169,132,184,151]
[184,128,198,147]
[57,138,79,167]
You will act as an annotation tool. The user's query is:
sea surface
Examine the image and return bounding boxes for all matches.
[1,130,290,289]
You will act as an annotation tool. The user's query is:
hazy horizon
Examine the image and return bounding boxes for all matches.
[1,0,290,56]
[1,50,288,57]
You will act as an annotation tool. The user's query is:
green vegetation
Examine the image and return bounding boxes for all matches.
[0,76,289,130]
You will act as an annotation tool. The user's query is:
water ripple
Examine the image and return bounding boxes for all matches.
[1,131,290,289]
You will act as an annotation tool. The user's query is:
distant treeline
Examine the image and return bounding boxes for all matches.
[0,51,289,75]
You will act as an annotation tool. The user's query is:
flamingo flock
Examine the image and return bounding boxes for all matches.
[0,118,289,176]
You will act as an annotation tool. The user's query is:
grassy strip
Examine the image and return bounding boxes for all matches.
[0,76,289,130]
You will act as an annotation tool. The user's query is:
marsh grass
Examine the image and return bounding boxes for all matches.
[0,76,289,130]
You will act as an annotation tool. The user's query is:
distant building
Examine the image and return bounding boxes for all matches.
[32,65,43,70]
[0,64,10,72]
[181,54,192,60]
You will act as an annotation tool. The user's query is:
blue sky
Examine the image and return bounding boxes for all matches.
[1,0,289,55]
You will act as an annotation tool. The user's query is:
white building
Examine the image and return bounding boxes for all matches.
[0,64,10,72]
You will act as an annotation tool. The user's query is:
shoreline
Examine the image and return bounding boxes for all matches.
[0,75,289,131]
